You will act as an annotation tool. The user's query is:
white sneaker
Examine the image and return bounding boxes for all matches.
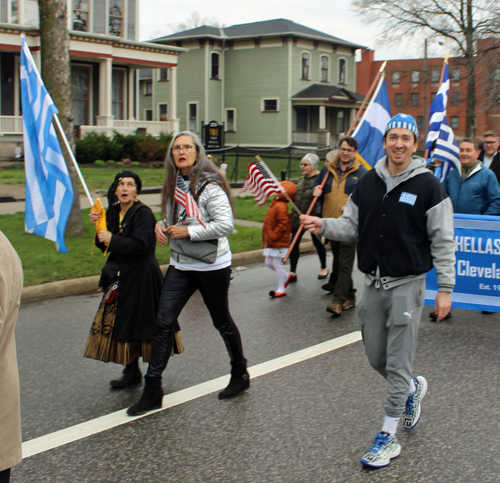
[360,431,401,468]
[403,375,428,430]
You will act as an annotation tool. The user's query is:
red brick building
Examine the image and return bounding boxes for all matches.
[356,39,500,147]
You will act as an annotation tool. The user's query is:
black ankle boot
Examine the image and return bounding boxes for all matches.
[127,377,163,416]
[218,372,250,399]
[110,359,142,388]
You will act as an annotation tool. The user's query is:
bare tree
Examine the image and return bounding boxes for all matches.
[39,0,84,236]
[352,0,500,137]
[157,11,224,37]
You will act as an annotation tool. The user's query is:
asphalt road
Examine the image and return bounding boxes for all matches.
[11,253,500,482]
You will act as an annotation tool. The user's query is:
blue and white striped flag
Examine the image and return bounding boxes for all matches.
[430,118,460,182]
[352,76,392,167]
[426,63,449,152]
[20,35,74,253]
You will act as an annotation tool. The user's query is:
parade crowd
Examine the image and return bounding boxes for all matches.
[2,116,500,479]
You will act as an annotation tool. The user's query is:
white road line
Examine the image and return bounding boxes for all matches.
[22,331,362,458]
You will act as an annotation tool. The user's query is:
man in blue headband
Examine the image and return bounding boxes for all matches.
[301,113,456,468]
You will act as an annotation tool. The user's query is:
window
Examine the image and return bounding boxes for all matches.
[451,116,459,130]
[211,53,220,79]
[411,70,420,84]
[339,58,346,85]
[109,0,123,36]
[159,68,169,81]
[417,116,424,130]
[431,92,437,103]
[431,69,440,84]
[392,71,400,86]
[301,52,310,80]
[112,69,125,120]
[450,92,460,106]
[145,109,153,121]
[71,66,91,126]
[320,55,329,82]
[451,68,460,86]
[262,99,279,112]
[394,93,403,107]
[10,0,18,23]
[494,68,500,83]
[158,104,167,122]
[73,0,88,31]
[411,93,419,106]
[188,103,198,132]
[144,81,152,96]
[225,109,236,131]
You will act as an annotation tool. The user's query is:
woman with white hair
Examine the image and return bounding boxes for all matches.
[288,153,328,282]
[128,131,249,416]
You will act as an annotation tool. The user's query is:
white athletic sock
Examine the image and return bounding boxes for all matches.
[408,377,416,395]
[381,416,399,436]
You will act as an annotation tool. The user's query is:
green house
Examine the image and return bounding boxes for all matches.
[140,18,365,148]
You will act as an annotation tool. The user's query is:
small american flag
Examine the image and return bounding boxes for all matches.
[241,160,284,205]
[174,172,206,228]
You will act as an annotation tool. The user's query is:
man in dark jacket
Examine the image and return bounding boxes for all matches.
[301,114,455,469]
[479,130,500,185]
[312,137,367,316]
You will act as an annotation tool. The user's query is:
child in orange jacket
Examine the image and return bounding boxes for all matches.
[262,181,297,298]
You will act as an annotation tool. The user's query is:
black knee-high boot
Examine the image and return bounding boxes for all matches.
[127,376,163,416]
[218,333,250,399]
[110,358,142,388]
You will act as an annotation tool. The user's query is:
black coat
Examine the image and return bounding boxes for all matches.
[96,201,163,343]
[479,150,500,186]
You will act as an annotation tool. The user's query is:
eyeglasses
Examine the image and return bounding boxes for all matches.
[172,145,194,153]
[339,147,355,153]
[300,163,311,167]
[483,140,498,145]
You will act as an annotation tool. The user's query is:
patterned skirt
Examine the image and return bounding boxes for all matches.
[84,287,184,366]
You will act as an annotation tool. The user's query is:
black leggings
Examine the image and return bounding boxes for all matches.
[146,265,247,380]
[289,227,327,274]
[0,469,10,483]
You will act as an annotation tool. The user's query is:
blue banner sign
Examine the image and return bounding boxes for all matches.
[425,214,500,312]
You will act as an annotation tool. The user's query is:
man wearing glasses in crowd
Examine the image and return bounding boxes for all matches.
[312,137,367,316]
[479,130,500,185]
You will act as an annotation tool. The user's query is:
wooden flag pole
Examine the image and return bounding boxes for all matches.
[53,113,94,206]
[282,62,387,263]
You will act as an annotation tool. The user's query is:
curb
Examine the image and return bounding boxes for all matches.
[20,241,316,304]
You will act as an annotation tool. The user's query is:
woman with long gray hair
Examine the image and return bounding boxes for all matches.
[128,131,249,416]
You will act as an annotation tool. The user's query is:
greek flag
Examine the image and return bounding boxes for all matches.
[20,35,74,253]
[430,119,460,182]
[426,63,449,152]
[352,76,392,167]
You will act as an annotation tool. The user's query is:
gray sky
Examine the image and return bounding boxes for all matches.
[138,0,438,60]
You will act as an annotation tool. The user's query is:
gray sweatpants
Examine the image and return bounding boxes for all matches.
[356,278,425,418]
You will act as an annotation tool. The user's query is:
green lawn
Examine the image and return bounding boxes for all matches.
[0,210,263,286]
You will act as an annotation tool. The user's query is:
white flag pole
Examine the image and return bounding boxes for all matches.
[52,114,94,206]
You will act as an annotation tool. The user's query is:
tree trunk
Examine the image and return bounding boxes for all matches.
[39,0,85,236]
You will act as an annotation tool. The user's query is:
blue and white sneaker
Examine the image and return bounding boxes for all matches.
[360,431,401,468]
[403,375,428,430]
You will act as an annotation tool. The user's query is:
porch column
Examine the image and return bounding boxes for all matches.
[350,108,356,127]
[128,68,136,120]
[170,66,178,133]
[319,105,326,130]
[96,58,114,126]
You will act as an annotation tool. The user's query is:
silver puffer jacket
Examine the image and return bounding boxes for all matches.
[169,181,233,262]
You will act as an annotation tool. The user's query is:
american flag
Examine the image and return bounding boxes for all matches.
[241,160,284,205]
[174,172,206,228]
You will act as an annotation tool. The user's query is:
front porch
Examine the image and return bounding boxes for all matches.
[291,84,364,148]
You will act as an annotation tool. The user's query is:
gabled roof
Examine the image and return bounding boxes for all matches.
[292,84,364,103]
[151,18,365,49]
